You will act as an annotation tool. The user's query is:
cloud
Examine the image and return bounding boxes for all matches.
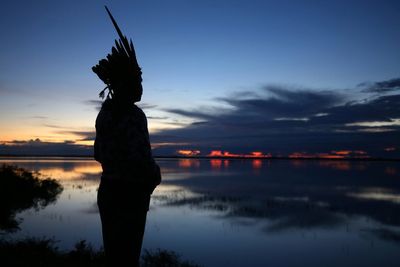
[83,100,159,112]
[43,123,66,129]
[0,139,92,156]
[219,86,344,118]
[83,100,103,111]
[360,77,400,94]
[138,103,158,110]
[147,116,169,120]
[152,80,400,157]
[57,130,95,141]
[29,116,49,120]
[2,78,400,158]
[165,86,346,127]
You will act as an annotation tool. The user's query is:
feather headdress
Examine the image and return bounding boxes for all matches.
[92,6,142,99]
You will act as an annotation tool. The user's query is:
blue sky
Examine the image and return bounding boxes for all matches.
[0,0,399,157]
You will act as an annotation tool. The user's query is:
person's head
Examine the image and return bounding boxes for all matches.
[93,46,143,105]
[92,7,142,105]
[113,75,143,104]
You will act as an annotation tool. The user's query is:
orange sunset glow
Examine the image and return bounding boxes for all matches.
[177,150,201,156]
[207,150,272,158]
[1,2,400,267]
[289,150,370,159]
[173,149,378,159]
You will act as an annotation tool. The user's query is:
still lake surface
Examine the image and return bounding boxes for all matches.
[1,157,400,267]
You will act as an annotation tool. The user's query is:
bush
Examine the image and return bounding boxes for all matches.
[0,164,63,231]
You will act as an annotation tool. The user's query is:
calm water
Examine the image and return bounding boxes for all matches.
[1,157,400,267]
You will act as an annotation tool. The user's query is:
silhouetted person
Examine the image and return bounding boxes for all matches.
[93,6,161,267]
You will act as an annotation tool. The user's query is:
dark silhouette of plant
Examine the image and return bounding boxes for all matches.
[141,249,202,267]
[0,164,63,231]
[0,238,201,267]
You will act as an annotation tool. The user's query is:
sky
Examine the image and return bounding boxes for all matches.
[0,0,399,158]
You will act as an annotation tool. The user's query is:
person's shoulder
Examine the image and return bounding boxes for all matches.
[101,98,113,111]
[96,99,113,124]
[132,104,146,118]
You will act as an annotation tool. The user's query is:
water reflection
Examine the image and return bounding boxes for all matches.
[0,157,103,249]
[0,157,102,180]
[178,159,200,169]
[252,159,262,169]
[157,159,400,240]
[1,157,400,267]
[0,164,63,232]
[210,159,222,170]
[364,228,400,244]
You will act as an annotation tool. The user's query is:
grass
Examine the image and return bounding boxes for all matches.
[0,238,202,267]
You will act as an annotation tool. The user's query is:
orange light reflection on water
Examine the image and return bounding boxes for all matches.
[224,160,229,168]
[252,159,262,169]
[385,167,398,176]
[318,161,351,171]
[210,159,222,170]
[40,164,102,180]
[178,159,200,168]
[0,158,102,180]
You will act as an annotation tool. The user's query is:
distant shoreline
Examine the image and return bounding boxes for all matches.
[0,154,399,162]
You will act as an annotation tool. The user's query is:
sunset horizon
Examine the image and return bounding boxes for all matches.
[1,1,400,266]
[1,1,400,159]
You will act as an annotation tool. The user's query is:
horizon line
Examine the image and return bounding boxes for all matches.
[0,154,399,162]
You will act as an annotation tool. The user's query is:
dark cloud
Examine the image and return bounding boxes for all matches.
[41,125,96,141]
[83,100,158,111]
[165,87,346,127]
[29,116,49,119]
[43,124,65,129]
[164,107,221,120]
[66,130,95,141]
[83,100,103,111]
[360,77,400,94]
[83,100,103,106]
[147,116,169,120]
[152,81,400,157]
[0,139,92,156]
[137,103,158,110]
[219,86,344,119]
[2,78,400,158]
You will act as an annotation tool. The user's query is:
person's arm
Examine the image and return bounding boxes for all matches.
[124,107,161,192]
[94,111,104,164]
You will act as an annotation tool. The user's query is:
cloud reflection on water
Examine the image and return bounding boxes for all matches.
[2,157,400,249]
[156,159,400,241]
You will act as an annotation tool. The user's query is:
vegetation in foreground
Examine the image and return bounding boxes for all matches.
[0,238,202,267]
[0,164,201,266]
[0,164,63,231]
